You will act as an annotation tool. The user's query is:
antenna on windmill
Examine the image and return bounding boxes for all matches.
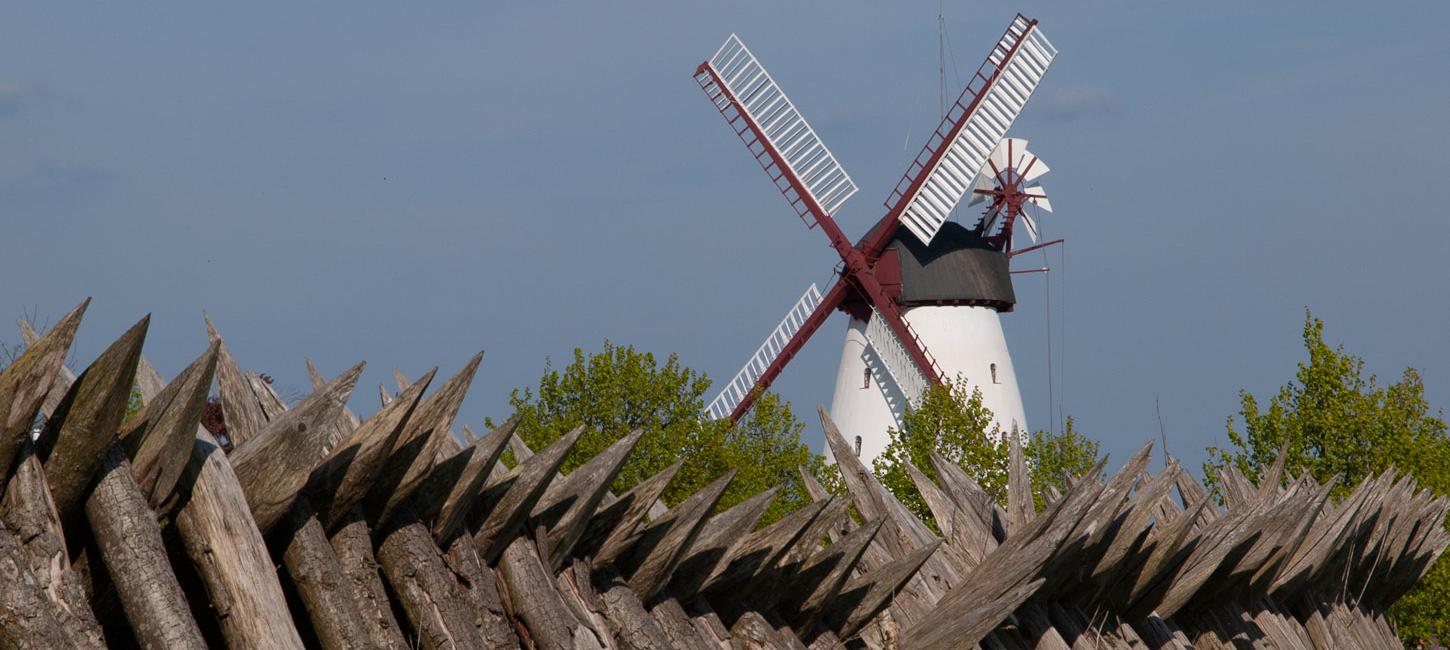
[692,15,1058,435]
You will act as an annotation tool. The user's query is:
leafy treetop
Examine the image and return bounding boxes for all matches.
[1203,311,1450,643]
[494,341,831,525]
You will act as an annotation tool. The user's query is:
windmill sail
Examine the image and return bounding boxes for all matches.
[705,284,824,420]
[885,14,1056,245]
[862,306,934,405]
[695,34,859,227]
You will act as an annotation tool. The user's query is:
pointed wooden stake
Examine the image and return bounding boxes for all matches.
[1007,427,1033,534]
[203,313,267,448]
[369,353,482,524]
[475,426,583,563]
[668,486,780,599]
[305,358,326,390]
[311,368,436,529]
[624,471,735,602]
[0,298,88,479]
[583,461,682,570]
[229,362,365,532]
[703,497,832,594]
[429,417,517,545]
[821,540,943,640]
[118,341,219,509]
[36,315,148,519]
[537,429,644,570]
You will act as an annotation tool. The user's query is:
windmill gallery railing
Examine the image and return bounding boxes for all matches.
[0,301,1445,649]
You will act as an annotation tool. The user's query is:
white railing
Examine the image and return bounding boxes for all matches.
[863,306,931,405]
[705,284,823,420]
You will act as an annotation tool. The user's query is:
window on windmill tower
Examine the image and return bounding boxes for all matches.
[991,363,999,384]
[854,435,863,456]
[862,367,871,389]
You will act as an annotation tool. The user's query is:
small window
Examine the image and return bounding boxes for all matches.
[862,367,872,389]
[854,435,863,456]
[990,363,999,384]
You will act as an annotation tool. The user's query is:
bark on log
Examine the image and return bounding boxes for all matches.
[441,533,518,649]
[278,499,371,650]
[329,510,408,650]
[0,444,105,648]
[599,576,673,649]
[85,445,205,650]
[376,509,485,649]
[498,534,602,649]
[0,522,71,648]
[649,598,718,650]
[173,429,305,649]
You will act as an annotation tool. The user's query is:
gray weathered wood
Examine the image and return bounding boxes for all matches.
[429,416,516,545]
[202,314,267,448]
[34,315,147,519]
[278,499,370,650]
[329,511,408,649]
[0,299,87,482]
[118,342,219,510]
[229,362,364,532]
[86,446,206,650]
[370,354,482,525]
[624,471,734,602]
[173,428,305,649]
[475,426,583,563]
[583,461,681,570]
[311,368,436,529]
[536,428,643,570]
[668,486,779,599]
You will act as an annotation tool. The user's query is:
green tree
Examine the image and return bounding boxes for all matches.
[873,376,1102,525]
[1026,417,1099,509]
[496,341,830,525]
[1203,311,1450,643]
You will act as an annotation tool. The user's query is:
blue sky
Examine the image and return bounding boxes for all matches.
[4,3,1448,477]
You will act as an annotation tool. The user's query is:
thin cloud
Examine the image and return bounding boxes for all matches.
[1029,86,1126,124]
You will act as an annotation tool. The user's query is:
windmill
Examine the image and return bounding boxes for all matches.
[694,14,1059,461]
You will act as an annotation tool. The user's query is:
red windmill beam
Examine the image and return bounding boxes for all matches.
[696,60,945,421]
[726,277,850,422]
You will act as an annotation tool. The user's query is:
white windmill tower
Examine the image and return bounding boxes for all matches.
[693,15,1060,461]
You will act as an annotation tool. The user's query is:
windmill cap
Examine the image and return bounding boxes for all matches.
[886,223,1015,310]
